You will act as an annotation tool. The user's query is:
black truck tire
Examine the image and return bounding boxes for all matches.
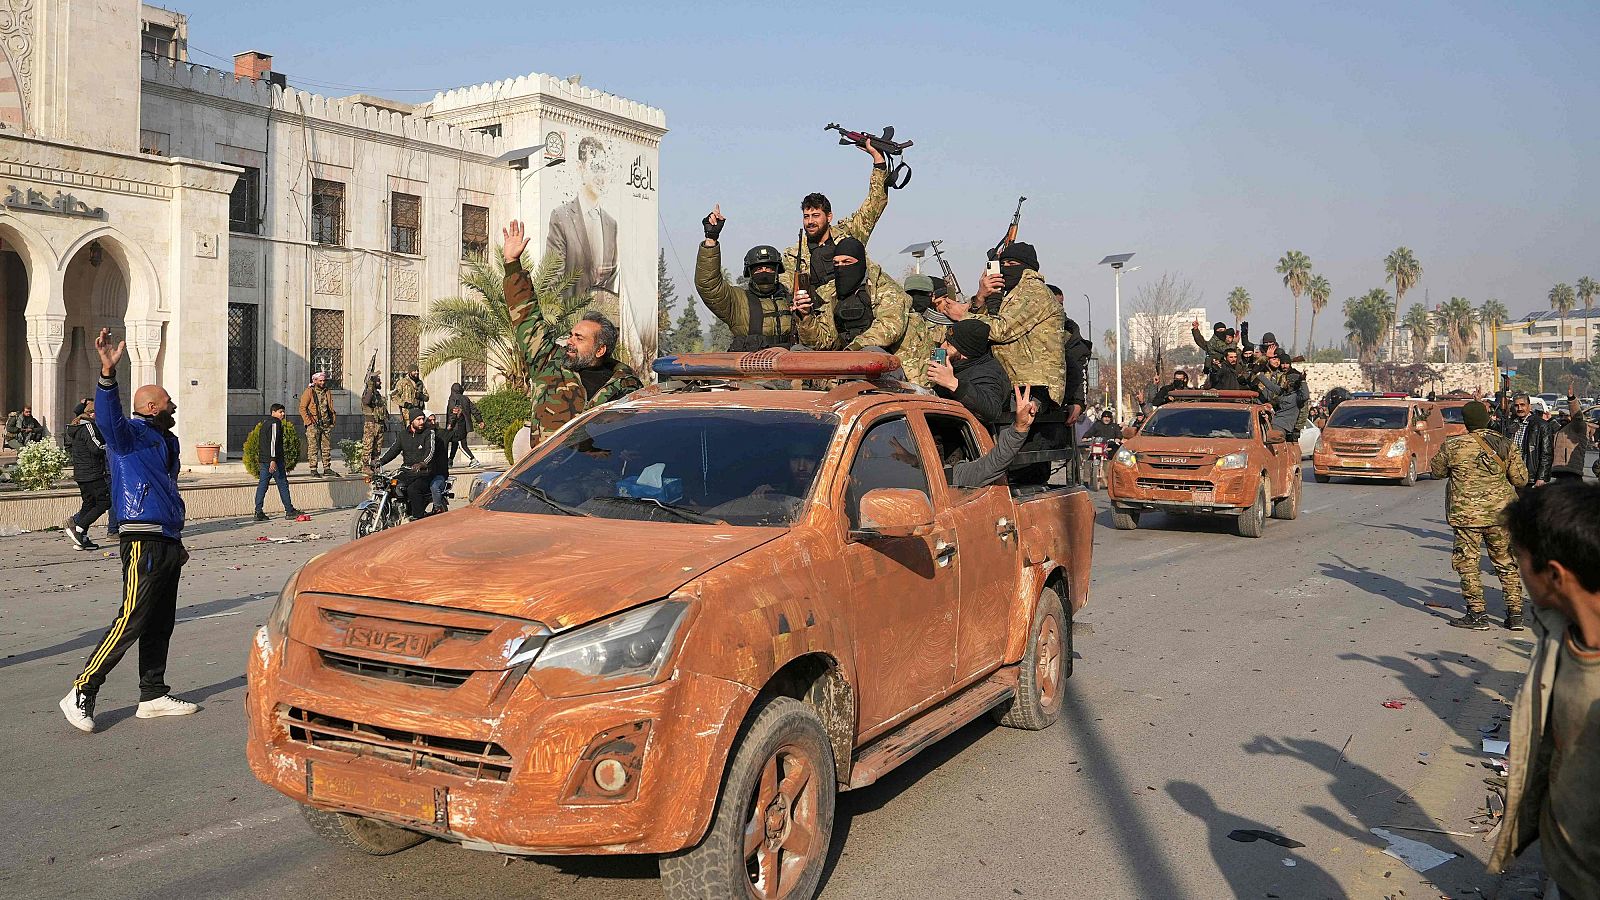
[1236,482,1267,538]
[299,805,428,856]
[994,586,1069,730]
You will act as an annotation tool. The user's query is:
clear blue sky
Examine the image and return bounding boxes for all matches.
[176,0,1600,349]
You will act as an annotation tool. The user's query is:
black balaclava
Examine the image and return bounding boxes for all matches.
[1174,371,1188,386]
[831,237,867,298]
[998,242,1040,294]
[750,270,779,292]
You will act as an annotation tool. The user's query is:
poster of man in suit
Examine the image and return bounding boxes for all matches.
[545,135,619,308]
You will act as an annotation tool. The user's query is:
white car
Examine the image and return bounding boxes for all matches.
[1298,423,1321,460]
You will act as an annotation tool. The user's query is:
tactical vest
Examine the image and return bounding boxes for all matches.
[727,286,796,352]
[833,285,875,346]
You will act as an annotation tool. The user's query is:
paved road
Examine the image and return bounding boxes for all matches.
[1,473,1536,899]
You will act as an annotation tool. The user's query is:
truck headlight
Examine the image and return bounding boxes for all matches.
[531,599,690,698]
[1385,438,1408,458]
[265,570,300,644]
[1113,447,1137,467]
[1215,451,1249,470]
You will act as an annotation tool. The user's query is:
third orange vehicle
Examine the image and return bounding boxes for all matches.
[1312,395,1446,485]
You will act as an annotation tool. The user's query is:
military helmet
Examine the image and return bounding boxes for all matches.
[742,245,786,278]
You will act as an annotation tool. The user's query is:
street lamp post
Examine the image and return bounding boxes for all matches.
[1098,253,1137,422]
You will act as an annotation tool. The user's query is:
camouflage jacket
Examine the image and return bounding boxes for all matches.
[782,165,890,309]
[504,258,643,442]
[1191,326,1237,360]
[1429,428,1529,527]
[390,376,426,412]
[897,313,949,389]
[971,269,1066,404]
[795,267,910,352]
[694,241,795,347]
[359,383,387,422]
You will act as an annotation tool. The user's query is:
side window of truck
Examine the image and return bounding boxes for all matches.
[924,413,981,494]
[846,417,931,529]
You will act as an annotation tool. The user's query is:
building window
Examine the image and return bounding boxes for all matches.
[461,204,489,260]
[227,303,258,390]
[311,178,344,246]
[461,359,488,392]
[390,314,420,384]
[138,130,169,156]
[229,165,261,234]
[309,309,345,389]
[390,192,421,255]
[471,123,502,138]
[142,23,177,59]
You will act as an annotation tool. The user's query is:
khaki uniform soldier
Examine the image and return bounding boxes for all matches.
[783,153,890,313]
[359,374,387,470]
[793,235,910,353]
[1430,400,1530,631]
[297,373,336,477]
[967,243,1066,405]
[897,274,955,389]
[390,370,428,421]
[695,208,796,351]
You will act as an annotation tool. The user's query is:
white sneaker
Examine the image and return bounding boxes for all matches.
[136,695,199,718]
[60,690,96,732]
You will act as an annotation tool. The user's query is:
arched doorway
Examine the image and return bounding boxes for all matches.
[61,240,130,411]
[0,229,35,415]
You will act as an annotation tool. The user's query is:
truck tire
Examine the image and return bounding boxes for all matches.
[299,805,428,856]
[1313,471,1331,484]
[660,697,835,900]
[1236,483,1267,538]
[993,586,1068,731]
[1399,456,1417,486]
[1271,475,1300,520]
[1111,508,1139,530]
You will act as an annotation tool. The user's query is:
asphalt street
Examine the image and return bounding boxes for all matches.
[0,472,1538,900]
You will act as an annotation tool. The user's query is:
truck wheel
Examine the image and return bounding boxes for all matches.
[1235,483,1267,538]
[1271,476,1300,520]
[299,805,428,856]
[994,586,1068,730]
[659,697,835,900]
[1111,508,1139,530]
[1399,457,1417,486]
[1313,471,1331,484]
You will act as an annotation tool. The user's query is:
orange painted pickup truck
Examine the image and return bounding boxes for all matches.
[1107,390,1301,537]
[1312,396,1446,485]
[246,351,1094,900]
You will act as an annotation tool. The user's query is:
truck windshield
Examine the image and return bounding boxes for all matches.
[484,408,838,527]
[1141,407,1252,439]
[1439,406,1465,424]
[1327,405,1407,429]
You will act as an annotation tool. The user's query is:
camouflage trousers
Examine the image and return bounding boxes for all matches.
[1451,525,1522,615]
[304,424,332,474]
[362,420,386,469]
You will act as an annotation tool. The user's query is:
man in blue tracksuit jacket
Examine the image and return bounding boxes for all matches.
[60,328,199,733]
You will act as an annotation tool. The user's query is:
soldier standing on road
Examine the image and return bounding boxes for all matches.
[359,373,386,472]
[60,328,198,733]
[297,372,336,477]
[1431,400,1530,631]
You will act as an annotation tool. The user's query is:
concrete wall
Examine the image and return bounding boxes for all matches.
[1298,362,1498,402]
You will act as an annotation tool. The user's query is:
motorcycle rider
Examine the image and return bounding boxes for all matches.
[375,411,438,520]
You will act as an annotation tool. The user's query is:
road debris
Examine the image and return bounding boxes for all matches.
[1383,700,1407,709]
[1370,827,1458,873]
[1480,738,1509,755]
[1226,829,1305,848]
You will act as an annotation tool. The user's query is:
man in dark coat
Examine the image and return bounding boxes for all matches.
[444,383,482,467]
[1152,369,1192,406]
[64,399,110,550]
[376,411,439,520]
[1204,347,1248,391]
[926,319,1012,430]
[254,403,302,521]
[1496,394,1555,487]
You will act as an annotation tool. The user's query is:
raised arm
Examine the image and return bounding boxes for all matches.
[694,223,740,323]
[841,163,890,247]
[91,328,137,453]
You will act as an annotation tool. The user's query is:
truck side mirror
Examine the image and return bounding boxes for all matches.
[1264,428,1286,444]
[1120,425,1137,440]
[1413,421,1427,433]
[852,488,936,540]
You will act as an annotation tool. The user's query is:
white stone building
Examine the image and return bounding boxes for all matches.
[1125,306,1208,360]
[1506,309,1596,363]
[0,0,665,460]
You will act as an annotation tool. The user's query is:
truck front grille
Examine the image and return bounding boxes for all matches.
[1136,478,1216,492]
[319,650,473,688]
[283,705,513,782]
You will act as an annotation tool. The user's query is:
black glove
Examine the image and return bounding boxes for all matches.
[702,213,724,241]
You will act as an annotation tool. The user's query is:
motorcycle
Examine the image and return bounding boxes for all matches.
[350,470,453,541]
[1088,439,1108,491]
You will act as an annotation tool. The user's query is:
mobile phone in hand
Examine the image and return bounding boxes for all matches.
[932,348,948,364]
[986,260,1001,278]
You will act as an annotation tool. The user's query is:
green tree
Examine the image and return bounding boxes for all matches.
[1438,296,1477,362]
[707,316,733,351]
[1306,274,1331,353]
[1402,303,1435,363]
[1550,282,1577,358]
[420,247,581,393]
[667,302,705,355]
[1384,247,1423,358]
[1275,250,1312,353]
[1226,286,1251,322]
[1344,288,1395,364]
[1103,328,1117,356]
[1479,298,1509,360]
[657,249,676,338]
[1578,276,1598,359]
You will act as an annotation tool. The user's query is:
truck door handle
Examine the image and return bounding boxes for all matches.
[995,517,1017,542]
[934,540,958,566]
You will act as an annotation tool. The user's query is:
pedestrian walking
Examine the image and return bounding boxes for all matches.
[60,328,198,733]
[254,403,303,521]
[297,372,336,477]
[1430,400,1529,631]
[359,373,386,471]
[63,399,110,550]
[1490,480,1600,898]
[443,383,482,467]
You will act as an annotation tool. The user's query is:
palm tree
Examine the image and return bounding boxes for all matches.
[1103,328,1117,356]
[1306,274,1331,352]
[1275,250,1312,352]
[1227,286,1251,323]
[420,247,583,392]
[1479,298,1509,360]
[1344,288,1394,364]
[1402,304,1435,363]
[1574,276,1596,358]
[1550,282,1577,359]
[1438,296,1478,362]
[1384,247,1422,358]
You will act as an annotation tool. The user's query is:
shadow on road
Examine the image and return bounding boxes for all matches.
[1337,649,1522,749]
[1168,779,1344,899]
[1318,553,1463,614]
[0,592,271,670]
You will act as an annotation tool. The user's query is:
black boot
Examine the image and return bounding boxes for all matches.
[1449,611,1492,631]
[1504,612,1525,632]
[253,510,269,522]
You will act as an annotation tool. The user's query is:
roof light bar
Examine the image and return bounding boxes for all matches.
[652,349,902,380]
[1167,389,1261,403]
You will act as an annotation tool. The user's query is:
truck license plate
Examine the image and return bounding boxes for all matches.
[345,619,444,658]
[308,760,444,826]
[1194,488,1214,503]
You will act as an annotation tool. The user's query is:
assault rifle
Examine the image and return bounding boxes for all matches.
[992,196,1026,258]
[790,229,810,314]
[824,123,914,189]
[929,240,965,306]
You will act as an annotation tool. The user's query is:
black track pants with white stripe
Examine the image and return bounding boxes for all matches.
[72,536,186,702]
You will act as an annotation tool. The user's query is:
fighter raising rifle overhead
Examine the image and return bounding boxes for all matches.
[992,196,1027,259]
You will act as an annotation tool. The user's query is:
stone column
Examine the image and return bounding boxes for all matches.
[25,313,65,442]
[126,318,163,388]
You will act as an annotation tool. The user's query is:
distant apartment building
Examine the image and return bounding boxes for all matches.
[1125,307,1209,360]
[1507,309,1596,362]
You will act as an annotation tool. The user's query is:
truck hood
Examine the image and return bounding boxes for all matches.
[296,506,786,630]
[1124,435,1251,464]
